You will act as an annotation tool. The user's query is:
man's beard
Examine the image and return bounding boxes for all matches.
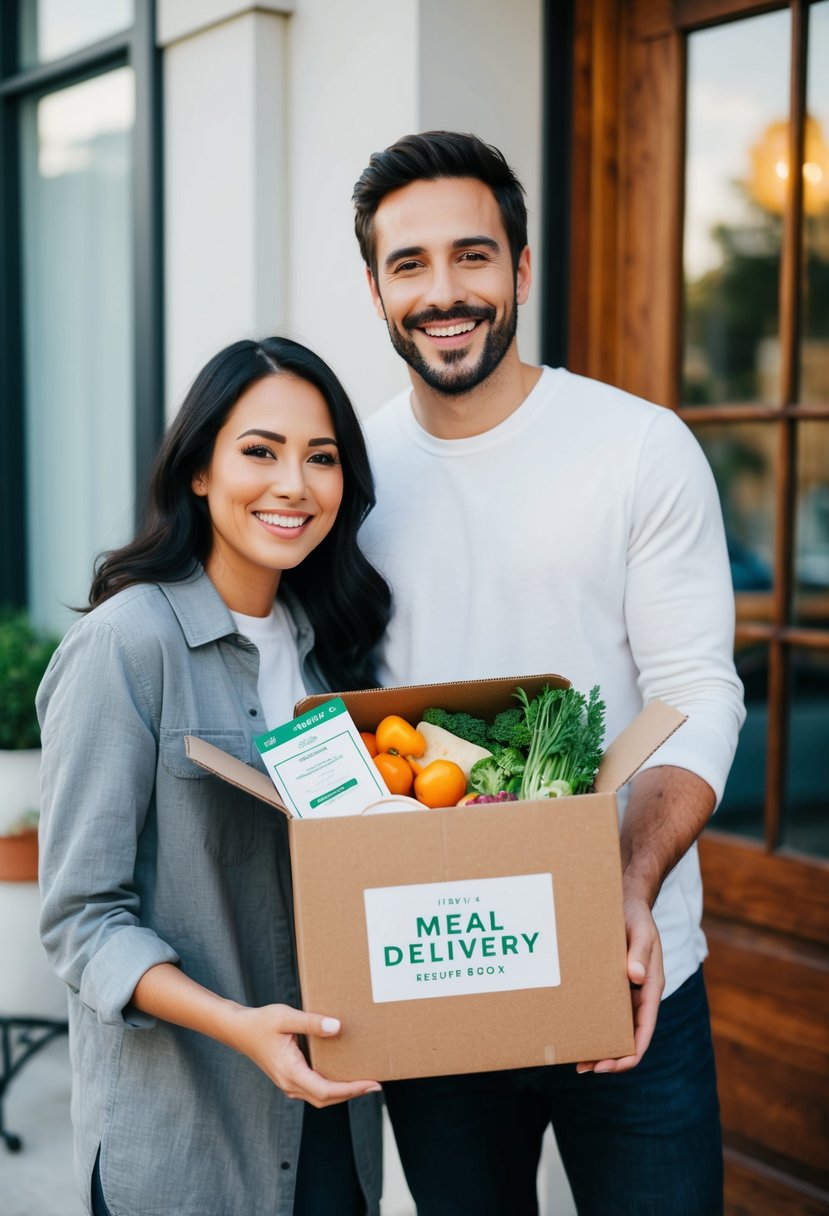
[385,297,518,397]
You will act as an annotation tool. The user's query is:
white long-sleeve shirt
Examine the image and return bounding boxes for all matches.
[360,366,745,997]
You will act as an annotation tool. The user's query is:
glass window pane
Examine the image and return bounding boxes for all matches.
[713,642,768,841]
[682,10,790,405]
[20,68,135,634]
[794,421,829,627]
[692,422,776,596]
[782,647,829,858]
[18,0,134,69]
[801,0,829,402]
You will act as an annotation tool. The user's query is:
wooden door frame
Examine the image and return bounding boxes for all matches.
[564,2,829,1210]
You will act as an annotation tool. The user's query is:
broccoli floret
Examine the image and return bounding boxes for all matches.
[468,756,505,797]
[495,746,526,778]
[468,747,526,797]
[421,707,490,749]
[487,707,532,750]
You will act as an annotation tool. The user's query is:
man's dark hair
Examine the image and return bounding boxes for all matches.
[353,130,528,275]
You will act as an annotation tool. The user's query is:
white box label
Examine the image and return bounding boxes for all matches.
[363,873,560,1003]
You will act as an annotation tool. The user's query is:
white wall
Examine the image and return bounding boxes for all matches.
[160,4,290,414]
[159,0,544,420]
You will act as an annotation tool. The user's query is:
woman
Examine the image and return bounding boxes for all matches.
[37,337,392,1216]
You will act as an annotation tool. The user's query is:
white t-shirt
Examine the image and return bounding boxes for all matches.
[230,599,307,730]
[360,366,746,998]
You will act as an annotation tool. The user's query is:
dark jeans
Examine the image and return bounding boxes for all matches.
[294,1101,365,1216]
[384,967,723,1216]
[91,1102,365,1216]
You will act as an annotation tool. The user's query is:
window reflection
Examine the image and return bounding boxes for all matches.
[714,643,768,840]
[682,10,790,404]
[801,1,829,403]
[795,421,829,627]
[783,648,829,858]
[693,423,775,599]
[20,68,135,633]
[18,0,134,69]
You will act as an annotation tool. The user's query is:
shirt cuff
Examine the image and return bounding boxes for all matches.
[79,926,180,1028]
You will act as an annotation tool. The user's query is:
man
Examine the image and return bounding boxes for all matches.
[352,131,745,1216]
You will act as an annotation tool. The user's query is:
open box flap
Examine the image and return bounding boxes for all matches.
[593,700,688,794]
[184,734,292,818]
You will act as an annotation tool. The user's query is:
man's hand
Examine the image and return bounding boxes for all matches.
[576,764,715,1077]
[576,895,664,1075]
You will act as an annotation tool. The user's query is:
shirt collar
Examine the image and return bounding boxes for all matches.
[157,568,238,648]
[157,568,317,669]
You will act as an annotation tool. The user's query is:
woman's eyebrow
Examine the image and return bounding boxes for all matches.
[236,429,338,447]
[237,428,285,442]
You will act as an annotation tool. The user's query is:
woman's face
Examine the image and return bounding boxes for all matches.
[192,373,344,615]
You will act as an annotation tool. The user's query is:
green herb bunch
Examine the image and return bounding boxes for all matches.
[516,684,606,800]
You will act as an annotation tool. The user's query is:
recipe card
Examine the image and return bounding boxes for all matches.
[254,697,387,818]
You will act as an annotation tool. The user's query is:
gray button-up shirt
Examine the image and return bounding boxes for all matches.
[37,570,382,1215]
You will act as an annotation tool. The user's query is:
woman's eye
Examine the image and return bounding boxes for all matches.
[241,443,276,459]
[308,451,339,466]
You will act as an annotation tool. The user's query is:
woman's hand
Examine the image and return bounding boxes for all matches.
[131,964,380,1107]
[223,1002,381,1107]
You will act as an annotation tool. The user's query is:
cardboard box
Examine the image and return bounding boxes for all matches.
[186,674,685,1081]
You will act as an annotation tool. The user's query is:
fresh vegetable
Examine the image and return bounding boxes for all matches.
[420,707,490,750]
[466,792,519,805]
[415,721,492,778]
[360,731,378,757]
[468,746,526,798]
[373,751,414,795]
[516,684,606,800]
[486,707,533,751]
[413,759,467,809]
[375,715,426,758]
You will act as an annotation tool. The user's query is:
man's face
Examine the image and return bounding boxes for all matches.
[367,177,530,396]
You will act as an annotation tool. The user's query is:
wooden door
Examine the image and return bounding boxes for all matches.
[567,2,829,1211]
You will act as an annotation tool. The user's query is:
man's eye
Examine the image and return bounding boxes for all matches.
[241,443,275,459]
[394,260,421,273]
[459,251,486,262]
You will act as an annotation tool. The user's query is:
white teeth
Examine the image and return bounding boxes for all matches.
[423,321,477,337]
[256,513,308,528]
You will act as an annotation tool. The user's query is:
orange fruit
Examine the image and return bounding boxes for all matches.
[373,752,414,796]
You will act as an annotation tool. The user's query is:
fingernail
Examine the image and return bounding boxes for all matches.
[575,1065,594,1075]
[321,1017,340,1034]
[593,1063,612,1073]
[364,1084,382,1093]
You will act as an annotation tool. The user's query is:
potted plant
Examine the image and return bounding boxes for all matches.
[0,610,60,876]
[0,610,67,1019]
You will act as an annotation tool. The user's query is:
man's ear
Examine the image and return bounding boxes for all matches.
[366,265,386,321]
[516,246,532,306]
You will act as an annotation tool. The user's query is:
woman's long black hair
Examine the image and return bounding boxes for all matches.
[89,337,391,690]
